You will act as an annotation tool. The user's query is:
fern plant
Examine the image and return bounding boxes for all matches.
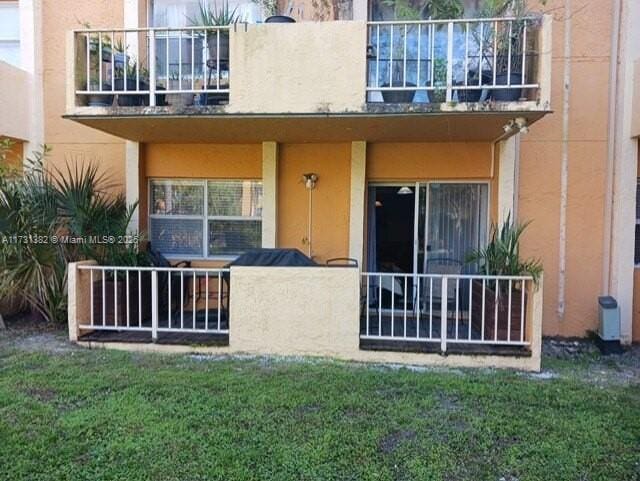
[466,214,542,286]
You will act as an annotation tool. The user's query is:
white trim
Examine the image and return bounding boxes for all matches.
[348,141,366,266]
[497,135,517,225]
[125,141,140,233]
[261,142,277,248]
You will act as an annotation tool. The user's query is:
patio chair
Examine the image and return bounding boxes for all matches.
[422,258,463,314]
[147,244,191,321]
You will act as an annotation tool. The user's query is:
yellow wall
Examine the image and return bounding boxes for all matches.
[367,142,498,222]
[367,142,492,180]
[0,137,23,169]
[42,0,126,184]
[519,0,612,337]
[277,143,352,263]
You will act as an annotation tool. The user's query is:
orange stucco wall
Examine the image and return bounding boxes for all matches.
[367,142,492,180]
[42,0,126,184]
[519,0,613,338]
[277,143,352,263]
[0,137,23,169]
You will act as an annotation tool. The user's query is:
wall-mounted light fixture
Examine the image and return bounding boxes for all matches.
[503,117,530,135]
[302,173,318,190]
[302,173,319,257]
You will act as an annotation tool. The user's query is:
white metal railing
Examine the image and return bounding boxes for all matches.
[366,17,541,103]
[361,272,533,351]
[73,27,230,108]
[78,265,229,339]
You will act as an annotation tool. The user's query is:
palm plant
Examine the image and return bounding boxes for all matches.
[0,143,148,323]
[188,0,240,26]
[466,214,542,286]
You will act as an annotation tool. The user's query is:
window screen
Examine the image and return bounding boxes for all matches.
[149,179,262,258]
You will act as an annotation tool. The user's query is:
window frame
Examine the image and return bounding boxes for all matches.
[0,1,20,68]
[148,178,263,260]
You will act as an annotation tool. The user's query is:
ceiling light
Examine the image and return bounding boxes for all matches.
[397,186,413,195]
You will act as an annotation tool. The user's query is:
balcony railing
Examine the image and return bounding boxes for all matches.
[77,265,229,340]
[366,17,543,104]
[361,272,536,351]
[72,27,230,108]
[68,18,550,115]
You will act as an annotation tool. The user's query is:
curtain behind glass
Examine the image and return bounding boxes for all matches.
[425,183,488,274]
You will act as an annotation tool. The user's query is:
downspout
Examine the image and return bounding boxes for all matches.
[602,0,623,295]
[557,0,572,319]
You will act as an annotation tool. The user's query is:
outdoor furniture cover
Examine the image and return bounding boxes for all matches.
[225,248,317,267]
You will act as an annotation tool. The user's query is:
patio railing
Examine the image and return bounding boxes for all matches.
[77,265,229,339]
[72,26,230,107]
[366,17,543,103]
[361,272,535,351]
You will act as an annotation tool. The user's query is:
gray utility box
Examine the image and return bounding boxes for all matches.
[598,296,620,341]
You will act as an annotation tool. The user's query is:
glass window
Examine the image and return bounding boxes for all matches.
[0,2,20,67]
[149,179,262,258]
[151,180,204,215]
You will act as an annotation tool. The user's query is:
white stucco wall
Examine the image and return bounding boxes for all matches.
[0,61,31,141]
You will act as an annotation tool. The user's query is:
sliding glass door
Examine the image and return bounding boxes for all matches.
[367,182,488,279]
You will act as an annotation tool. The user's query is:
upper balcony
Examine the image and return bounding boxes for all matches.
[65,16,552,143]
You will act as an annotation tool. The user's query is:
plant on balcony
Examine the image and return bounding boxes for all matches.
[430,57,448,103]
[379,0,463,20]
[189,0,239,62]
[475,0,547,101]
[465,215,542,341]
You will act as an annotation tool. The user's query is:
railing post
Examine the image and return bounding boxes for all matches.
[445,21,454,102]
[151,269,158,341]
[148,29,156,107]
[440,277,448,353]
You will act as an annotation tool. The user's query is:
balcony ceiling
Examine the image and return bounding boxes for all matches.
[65,110,549,144]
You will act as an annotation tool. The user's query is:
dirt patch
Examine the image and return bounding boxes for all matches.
[436,391,461,412]
[543,339,640,387]
[378,430,417,454]
[0,321,77,355]
[24,387,58,402]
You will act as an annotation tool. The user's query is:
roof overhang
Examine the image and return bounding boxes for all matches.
[64,110,551,143]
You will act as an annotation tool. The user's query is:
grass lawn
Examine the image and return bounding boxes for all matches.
[0,332,639,481]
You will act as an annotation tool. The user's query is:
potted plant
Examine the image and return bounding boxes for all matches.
[429,57,447,103]
[252,0,296,22]
[114,56,149,106]
[475,0,546,101]
[373,0,463,103]
[466,215,542,341]
[86,76,113,107]
[189,1,239,65]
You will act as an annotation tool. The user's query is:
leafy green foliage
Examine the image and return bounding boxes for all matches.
[188,0,241,26]
[0,144,147,322]
[466,214,543,285]
[0,346,638,480]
